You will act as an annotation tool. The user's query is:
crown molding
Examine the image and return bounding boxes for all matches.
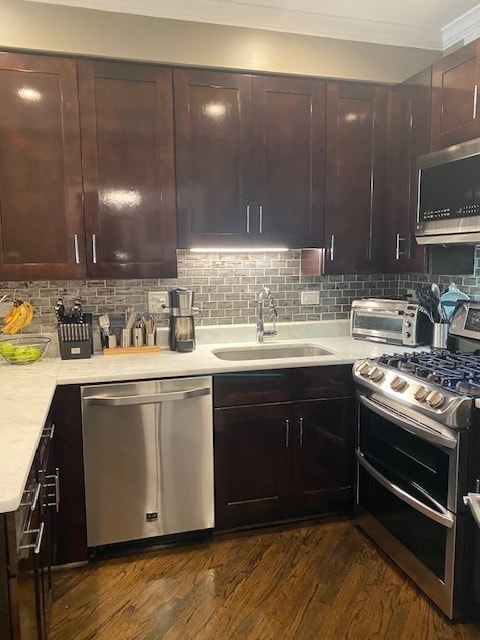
[27,0,476,51]
[443,4,480,49]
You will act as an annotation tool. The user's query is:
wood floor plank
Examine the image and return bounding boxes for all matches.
[49,520,480,640]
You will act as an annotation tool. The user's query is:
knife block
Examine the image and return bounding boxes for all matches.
[58,313,93,360]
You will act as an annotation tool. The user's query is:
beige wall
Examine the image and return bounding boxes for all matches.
[0,0,441,83]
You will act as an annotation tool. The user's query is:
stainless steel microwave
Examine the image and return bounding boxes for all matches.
[351,299,432,346]
[416,137,480,245]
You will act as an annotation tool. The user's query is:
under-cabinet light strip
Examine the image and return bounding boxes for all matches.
[189,247,289,253]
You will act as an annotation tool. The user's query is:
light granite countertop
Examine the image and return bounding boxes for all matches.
[0,320,415,514]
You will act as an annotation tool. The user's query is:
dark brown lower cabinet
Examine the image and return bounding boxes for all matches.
[214,367,355,531]
[0,416,58,640]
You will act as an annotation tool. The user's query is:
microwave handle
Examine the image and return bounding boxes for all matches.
[357,450,454,528]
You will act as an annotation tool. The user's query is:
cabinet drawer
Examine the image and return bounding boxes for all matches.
[293,365,355,400]
[214,365,355,407]
[214,370,291,407]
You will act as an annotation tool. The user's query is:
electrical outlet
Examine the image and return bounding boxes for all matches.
[148,291,168,314]
[300,291,320,305]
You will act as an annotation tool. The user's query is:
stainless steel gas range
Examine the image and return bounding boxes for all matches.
[353,300,480,620]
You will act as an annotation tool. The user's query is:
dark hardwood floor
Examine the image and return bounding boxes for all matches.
[49,519,480,640]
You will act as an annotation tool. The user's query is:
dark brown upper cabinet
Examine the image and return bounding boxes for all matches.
[77,60,177,278]
[0,53,85,280]
[323,82,388,274]
[384,68,431,273]
[430,40,480,151]
[174,69,325,249]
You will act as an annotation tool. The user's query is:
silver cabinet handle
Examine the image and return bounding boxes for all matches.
[92,234,97,264]
[474,84,478,120]
[285,419,290,447]
[20,482,41,511]
[357,450,454,528]
[328,234,335,261]
[246,206,250,234]
[298,417,304,446]
[259,205,263,234]
[83,386,211,406]
[19,521,45,555]
[464,493,480,528]
[395,234,411,260]
[74,234,80,264]
[45,467,60,513]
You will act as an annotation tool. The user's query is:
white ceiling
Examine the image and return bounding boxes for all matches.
[25,0,480,50]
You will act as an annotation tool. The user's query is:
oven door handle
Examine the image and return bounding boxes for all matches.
[464,493,480,528]
[358,394,457,450]
[357,450,454,529]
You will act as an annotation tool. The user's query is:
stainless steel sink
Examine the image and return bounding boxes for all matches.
[212,343,334,361]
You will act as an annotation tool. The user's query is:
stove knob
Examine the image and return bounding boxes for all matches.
[414,385,428,401]
[426,390,445,408]
[390,375,408,391]
[368,366,384,382]
[356,360,370,376]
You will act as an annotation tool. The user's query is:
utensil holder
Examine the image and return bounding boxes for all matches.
[432,322,449,349]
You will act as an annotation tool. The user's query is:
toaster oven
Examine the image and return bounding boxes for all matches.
[351,298,432,346]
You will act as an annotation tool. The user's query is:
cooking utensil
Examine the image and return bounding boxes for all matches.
[430,284,446,322]
[418,287,440,323]
[98,314,110,342]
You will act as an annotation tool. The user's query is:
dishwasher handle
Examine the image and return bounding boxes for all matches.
[83,386,210,406]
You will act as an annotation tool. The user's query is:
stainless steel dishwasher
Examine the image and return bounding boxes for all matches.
[81,376,214,548]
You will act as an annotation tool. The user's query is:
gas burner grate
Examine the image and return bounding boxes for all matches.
[376,350,480,394]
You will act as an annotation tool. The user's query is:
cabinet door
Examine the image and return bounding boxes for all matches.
[0,53,85,280]
[290,398,355,517]
[78,60,177,278]
[324,82,388,274]
[252,75,325,247]
[384,69,430,273]
[430,40,480,150]
[51,385,88,565]
[214,403,291,530]
[174,69,253,248]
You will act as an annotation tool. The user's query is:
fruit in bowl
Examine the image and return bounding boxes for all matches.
[0,337,50,364]
[0,341,16,359]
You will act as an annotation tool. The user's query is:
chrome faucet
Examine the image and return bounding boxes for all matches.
[256,286,278,343]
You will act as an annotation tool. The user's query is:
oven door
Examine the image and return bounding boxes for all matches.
[463,491,480,614]
[355,393,465,619]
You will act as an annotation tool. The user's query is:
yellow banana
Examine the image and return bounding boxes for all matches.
[1,300,35,334]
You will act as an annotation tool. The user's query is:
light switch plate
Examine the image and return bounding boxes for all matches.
[300,291,320,305]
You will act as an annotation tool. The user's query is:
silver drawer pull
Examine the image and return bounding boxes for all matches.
[298,417,304,446]
[19,522,45,555]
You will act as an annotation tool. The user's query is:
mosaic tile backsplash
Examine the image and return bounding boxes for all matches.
[1,248,479,335]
